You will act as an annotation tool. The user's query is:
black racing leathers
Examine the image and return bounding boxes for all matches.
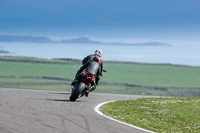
[82,54,103,76]
[77,60,102,86]
[71,54,103,87]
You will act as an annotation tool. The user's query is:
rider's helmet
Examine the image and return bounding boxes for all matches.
[94,49,102,57]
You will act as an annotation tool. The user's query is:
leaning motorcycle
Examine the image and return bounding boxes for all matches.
[69,72,95,101]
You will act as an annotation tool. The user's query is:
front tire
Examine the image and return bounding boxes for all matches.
[70,82,85,101]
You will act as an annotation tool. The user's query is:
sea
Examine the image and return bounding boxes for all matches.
[0,42,200,67]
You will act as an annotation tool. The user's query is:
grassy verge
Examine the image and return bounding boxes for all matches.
[101,97,200,133]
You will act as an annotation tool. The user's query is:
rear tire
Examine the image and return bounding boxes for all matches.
[70,82,85,101]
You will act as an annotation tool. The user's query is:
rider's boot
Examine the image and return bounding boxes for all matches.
[71,73,81,86]
[71,79,78,86]
[84,90,90,97]
[85,86,95,97]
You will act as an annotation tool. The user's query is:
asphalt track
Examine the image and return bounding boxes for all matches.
[0,88,155,133]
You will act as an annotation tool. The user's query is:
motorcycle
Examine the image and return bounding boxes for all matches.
[69,72,95,101]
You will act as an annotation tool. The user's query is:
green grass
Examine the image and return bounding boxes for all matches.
[0,56,200,96]
[0,60,79,78]
[101,97,200,133]
[103,63,200,88]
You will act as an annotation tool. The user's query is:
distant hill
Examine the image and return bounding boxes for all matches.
[0,47,10,54]
[0,34,172,46]
[0,50,10,54]
[61,36,102,44]
[0,35,54,43]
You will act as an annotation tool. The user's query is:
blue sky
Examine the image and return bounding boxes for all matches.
[0,0,200,42]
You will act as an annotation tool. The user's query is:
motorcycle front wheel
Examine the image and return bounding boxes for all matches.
[69,82,85,101]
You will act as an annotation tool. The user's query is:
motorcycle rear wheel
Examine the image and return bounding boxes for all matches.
[70,82,85,101]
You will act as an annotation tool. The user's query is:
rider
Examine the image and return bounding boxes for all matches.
[71,49,103,96]
[82,49,103,74]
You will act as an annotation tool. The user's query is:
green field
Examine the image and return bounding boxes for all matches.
[101,97,200,133]
[0,56,200,97]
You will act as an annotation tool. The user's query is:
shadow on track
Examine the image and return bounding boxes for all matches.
[46,99,84,102]
[46,99,71,102]
[48,92,71,95]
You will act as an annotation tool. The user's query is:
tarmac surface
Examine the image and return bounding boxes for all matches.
[0,88,155,133]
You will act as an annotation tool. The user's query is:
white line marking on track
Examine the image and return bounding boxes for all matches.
[94,101,156,133]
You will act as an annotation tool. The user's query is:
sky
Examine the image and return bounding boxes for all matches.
[0,0,200,43]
